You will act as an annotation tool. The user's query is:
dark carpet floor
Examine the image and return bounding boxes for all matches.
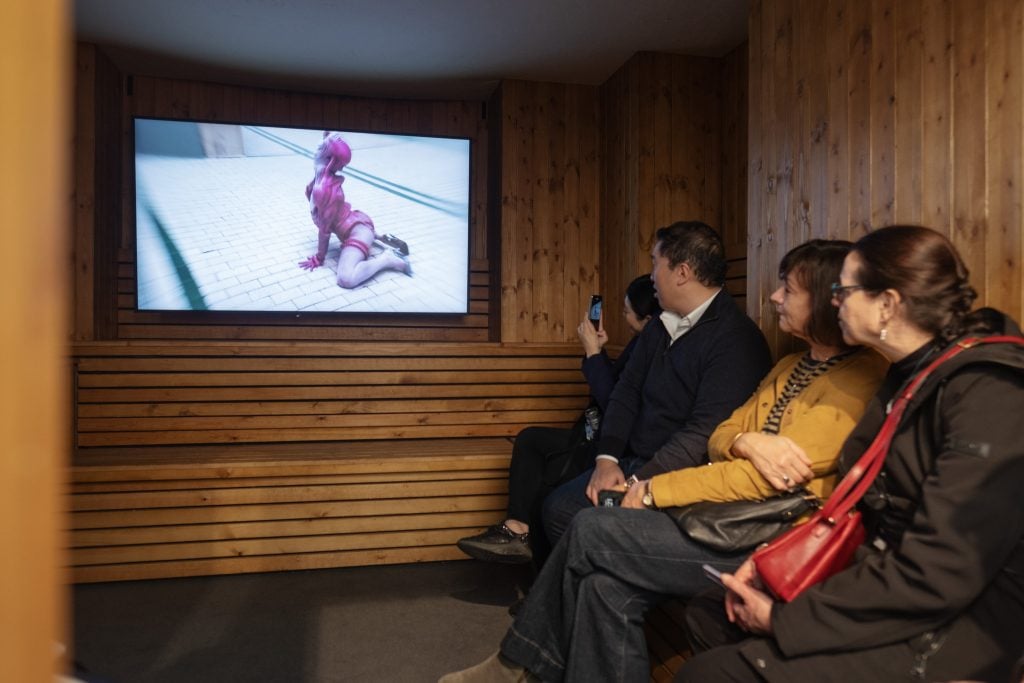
[72,560,533,683]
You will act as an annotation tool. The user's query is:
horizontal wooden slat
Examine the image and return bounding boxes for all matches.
[76,422,559,447]
[76,355,580,373]
[71,527,481,565]
[78,408,580,434]
[72,438,514,474]
[69,466,508,493]
[70,492,508,529]
[76,369,583,388]
[71,510,502,547]
[71,341,582,357]
[76,382,587,404]
[71,544,475,583]
[77,396,585,418]
[71,478,509,511]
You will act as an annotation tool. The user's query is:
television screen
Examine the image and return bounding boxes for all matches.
[133,118,471,315]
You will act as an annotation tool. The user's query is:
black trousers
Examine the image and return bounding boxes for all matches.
[507,425,590,565]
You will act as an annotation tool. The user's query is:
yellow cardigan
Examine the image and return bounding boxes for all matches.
[650,347,888,508]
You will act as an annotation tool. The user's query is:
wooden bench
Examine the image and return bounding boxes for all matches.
[68,341,589,583]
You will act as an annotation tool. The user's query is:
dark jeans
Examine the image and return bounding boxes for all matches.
[499,506,746,682]
[540,458,645,547]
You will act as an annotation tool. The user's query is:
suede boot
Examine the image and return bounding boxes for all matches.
[438,651,538,682]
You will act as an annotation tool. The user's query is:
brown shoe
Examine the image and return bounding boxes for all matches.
[438,651,536,682]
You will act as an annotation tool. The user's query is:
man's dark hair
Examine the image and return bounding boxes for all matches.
[654,221,727,287]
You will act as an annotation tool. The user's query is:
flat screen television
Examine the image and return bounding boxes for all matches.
[133,117,471,316]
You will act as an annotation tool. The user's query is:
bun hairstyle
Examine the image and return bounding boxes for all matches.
[625,274,662,319]
[851,226,984,342]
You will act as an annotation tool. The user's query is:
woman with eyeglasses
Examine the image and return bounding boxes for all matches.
[678,225,1024,683]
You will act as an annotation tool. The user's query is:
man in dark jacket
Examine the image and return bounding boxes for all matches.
[542,221,772,544]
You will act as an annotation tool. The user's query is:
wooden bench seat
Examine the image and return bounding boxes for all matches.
[68,341,589,583]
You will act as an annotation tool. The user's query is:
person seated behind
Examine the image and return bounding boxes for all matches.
[456,275,661,565]
[541,220,773,546]
[679,226,1024,683]
[439,239,888,683]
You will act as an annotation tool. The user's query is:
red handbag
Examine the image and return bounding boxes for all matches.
[753,335,1024,602]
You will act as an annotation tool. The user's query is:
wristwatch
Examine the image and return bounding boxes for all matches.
[641,480,657,509]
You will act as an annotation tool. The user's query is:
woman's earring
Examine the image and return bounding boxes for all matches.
[879,325,888,342]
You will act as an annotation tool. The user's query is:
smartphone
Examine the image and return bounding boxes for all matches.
[702,563,725,587]
[598,489,624,507]
[588,294,603,329]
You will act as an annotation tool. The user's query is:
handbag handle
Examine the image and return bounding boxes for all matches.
[817,335,1024,523]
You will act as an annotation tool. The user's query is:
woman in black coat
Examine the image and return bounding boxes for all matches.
[678,226,1024,682]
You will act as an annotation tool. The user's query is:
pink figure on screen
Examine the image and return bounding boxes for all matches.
[299,131,410,288]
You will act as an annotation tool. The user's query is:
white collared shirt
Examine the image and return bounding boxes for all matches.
[660,289,720,344]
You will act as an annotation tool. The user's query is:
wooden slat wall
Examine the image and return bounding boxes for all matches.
[495,80,602,342]
[599,52,743,344]
[71,341,588,449]
[748,0,1024,357]
[68,341,589,582]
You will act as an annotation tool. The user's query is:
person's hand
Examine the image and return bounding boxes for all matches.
[577,318,608,357]
[722,562,775,635]
[730,432,813,490]
[586,459,625,505]
[621,478,649,509]
[299,255,323,270]
[723,557,759,622]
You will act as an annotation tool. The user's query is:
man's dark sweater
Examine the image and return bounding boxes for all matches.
[597,290,772,480]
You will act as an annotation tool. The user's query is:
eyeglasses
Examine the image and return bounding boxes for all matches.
[830,283,866,302]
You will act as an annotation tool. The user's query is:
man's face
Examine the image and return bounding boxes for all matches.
[650,241,679,313]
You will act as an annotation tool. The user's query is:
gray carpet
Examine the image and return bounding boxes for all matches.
[72,560,532,683]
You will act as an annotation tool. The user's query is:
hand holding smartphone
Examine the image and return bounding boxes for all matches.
[598,489,624,507]
[702,563,725,587]
[588,294,603,329]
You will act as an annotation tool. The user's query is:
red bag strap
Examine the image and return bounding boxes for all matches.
[818,335,1024,522]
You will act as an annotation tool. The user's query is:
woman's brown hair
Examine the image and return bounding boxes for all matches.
[779,239,853,349]
[851,226,981,342]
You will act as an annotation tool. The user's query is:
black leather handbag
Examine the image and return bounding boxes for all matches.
[664,490,819,553]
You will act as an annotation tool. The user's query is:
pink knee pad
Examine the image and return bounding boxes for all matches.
[342,237,371,258]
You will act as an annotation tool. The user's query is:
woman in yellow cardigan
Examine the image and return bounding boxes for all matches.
[651,340,886,510]
[440,239,888,683]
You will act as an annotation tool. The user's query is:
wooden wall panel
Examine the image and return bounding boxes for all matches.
[721,43,750,311]
[748,0,1024,355]
[2,0,68,677]
[496,80,601,342]
[599,53,731,345]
